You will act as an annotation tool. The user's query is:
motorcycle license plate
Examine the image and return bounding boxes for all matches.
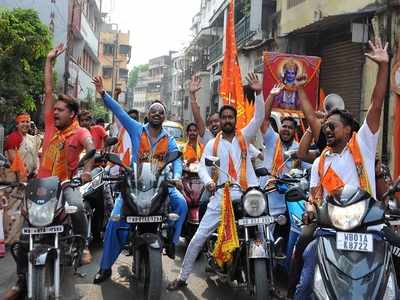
[126,216,163,223]
[336,232,373,252]
[22,225,64,235]
[238,216,274,227]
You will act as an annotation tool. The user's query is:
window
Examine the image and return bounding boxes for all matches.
[119,45,131,55]
[103,67,113,78]
[119,68,129,79]
[287,0,306,9]
[103,44,114,56]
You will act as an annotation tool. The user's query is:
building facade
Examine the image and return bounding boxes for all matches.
[99,22,131,107]
[0,0,102,103]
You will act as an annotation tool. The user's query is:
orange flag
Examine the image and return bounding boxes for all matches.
[10,151,28,178]
[321,166,345,194]
[122,148,131,168]
[220,0,247,130]
[318,88,326,111]
[212,184,239,267]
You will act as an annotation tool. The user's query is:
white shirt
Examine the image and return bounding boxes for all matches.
[199,128,214,145]
[249,144,262,160]
[310,121,379,199]
[199,93,265,209]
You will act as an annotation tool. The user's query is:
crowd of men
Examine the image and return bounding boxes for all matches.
[0,36,396,300]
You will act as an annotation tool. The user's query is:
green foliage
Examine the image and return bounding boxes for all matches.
[86,90,110,122]
[0,8,52,115]
[128,64,149,89]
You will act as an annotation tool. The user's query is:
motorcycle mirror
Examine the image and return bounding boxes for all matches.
[205,156,220,167]
[0,153,10,168]
[255,167,269,177]
[105,137,118,147]
[78,149,96,168]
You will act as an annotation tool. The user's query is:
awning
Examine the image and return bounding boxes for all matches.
[288,4,384,36]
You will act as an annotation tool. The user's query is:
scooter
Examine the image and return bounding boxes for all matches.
[181,161,204,244]
[286,183,400,299]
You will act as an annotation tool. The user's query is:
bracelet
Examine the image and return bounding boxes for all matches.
[306,128,312,134]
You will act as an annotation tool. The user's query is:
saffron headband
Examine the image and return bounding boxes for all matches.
[15,114,31,123]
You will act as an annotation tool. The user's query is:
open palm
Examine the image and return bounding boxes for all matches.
[189,75,201,94]
[270,83,285,96]
[365,37,389,64]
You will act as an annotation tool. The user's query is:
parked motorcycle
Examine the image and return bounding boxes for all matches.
[79,137,118,245]
[181,161,204,244]
[286,183,400,299]
[104,151,182,300]
[1,150,96,300]
[204,156,286,300]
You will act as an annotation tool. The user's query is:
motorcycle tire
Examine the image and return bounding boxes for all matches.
[254,259,270,300]
[139,246,162,300]
[32,263,53,300]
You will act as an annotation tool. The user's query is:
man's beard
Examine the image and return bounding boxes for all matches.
[222,123,235,134]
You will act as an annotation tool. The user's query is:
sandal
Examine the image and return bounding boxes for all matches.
[166,279,187,291]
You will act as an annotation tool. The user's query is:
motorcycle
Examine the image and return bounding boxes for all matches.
[181,161,204,244]
[286,182,400,299]
[79,137,118,245]
[1,150,96,300]
[104,150,182,300]
[204,156,286,300]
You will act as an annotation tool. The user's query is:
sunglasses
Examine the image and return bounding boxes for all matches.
[322,122,337,132]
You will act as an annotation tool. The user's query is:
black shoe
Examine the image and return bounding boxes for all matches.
[164,244,175,260]
[166,279,187,291]
[93,269,112,284]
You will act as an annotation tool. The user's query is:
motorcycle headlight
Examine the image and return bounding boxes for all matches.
[328,200,367,231]
[313,265,329,299]
[27,198,58,227]
[243,189,265,217]
[383,272,397,300]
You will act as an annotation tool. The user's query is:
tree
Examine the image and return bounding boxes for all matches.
[128,64,149,90]
[0,8,52,116]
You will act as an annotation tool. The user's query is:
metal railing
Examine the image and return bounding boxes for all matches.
[209,38,223,64]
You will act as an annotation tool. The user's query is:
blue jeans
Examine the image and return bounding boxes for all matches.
[295,239,317,300]
[100,187,187,270]
[285,228,300,270]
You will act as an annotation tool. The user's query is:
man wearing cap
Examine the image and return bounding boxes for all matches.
[91,76,188,283]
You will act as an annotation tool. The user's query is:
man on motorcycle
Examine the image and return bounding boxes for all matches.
[167,72,265,290]
[295,37,389,299]
[190,75,220,144]
[91,76,188,283]
[3,44,95,300]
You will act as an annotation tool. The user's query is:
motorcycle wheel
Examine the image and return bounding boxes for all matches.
[32,263,53,300]
[138,246,162,300]
[254,259,270,300]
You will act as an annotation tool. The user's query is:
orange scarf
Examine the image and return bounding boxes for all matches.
[314,132,371,204]
[212,131,248,189]
[212,131,248,267]
[183,142,204,163]
[138,131,169,164]
[41,120,80,181]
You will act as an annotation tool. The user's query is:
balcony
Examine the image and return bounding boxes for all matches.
[235,16,254,46]
[209,38,223,64]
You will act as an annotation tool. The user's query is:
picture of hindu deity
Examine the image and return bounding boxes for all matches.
[272,59,303,109]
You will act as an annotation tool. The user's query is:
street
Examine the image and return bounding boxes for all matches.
[0,241,270,300]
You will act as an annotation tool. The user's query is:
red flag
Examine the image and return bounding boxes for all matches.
[122,148,131,168]
[220,0,247,130]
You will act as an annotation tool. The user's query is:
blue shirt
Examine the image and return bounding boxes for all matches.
[102,92,182,179]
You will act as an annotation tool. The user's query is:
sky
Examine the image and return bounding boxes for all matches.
[102,0,200,68]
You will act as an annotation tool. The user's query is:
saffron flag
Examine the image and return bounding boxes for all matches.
[263,52,321,111]
[212,184,239,267]
[220,0,249,130]
[10,151,27,179]
[122,148,131,168]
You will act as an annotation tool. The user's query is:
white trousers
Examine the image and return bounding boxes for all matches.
[179,205,221,281]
